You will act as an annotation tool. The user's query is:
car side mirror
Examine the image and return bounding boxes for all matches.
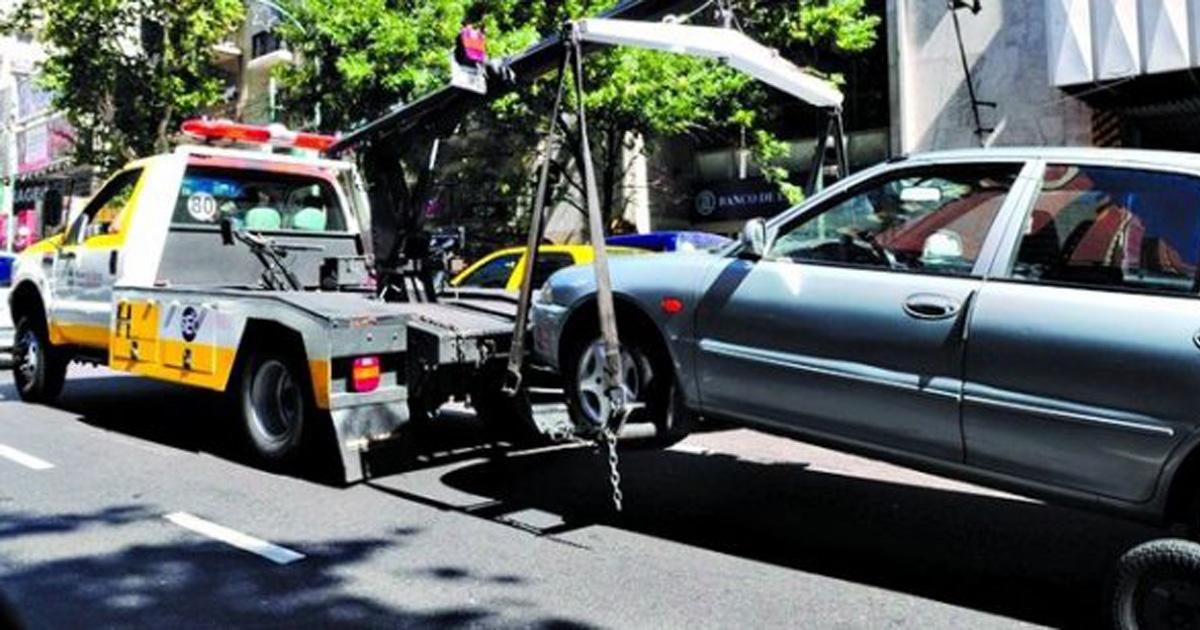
[85,222,107,240]
[739,218,770,261]
[220,218,235,246]
[73,215,91,246]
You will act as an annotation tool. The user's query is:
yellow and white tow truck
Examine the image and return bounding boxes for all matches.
[8,120,523,481]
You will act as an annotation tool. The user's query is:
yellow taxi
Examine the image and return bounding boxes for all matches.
[450,245,642,291]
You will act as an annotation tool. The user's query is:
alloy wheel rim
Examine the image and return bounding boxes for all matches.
[575,341,640,429]
[16,330,39,384]
[250,360,301,443]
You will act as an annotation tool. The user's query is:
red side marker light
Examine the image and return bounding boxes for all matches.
[351,356,382,393]
[661,297,685,315]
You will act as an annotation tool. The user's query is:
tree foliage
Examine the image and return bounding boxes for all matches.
[1,0,244,170]
[275,0,880,240]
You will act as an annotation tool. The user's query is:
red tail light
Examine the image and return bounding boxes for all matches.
[661,297,685,315]
[351,356,381,393]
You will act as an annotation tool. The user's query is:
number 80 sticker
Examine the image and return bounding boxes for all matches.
[187,193,219,223]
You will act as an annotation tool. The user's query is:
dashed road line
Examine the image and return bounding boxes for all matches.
[164,512,305,565]
[0,443,54,470]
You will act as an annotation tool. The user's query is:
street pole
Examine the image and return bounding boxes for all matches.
[1,41,16,254]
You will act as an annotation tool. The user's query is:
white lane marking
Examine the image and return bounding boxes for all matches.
[0,443,54,470]
[164,512,305,565]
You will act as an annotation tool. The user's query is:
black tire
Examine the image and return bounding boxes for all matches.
[561,326,693,449]
[1112,538,1200,630]
[12,316,67,404]
[235,348,318,467]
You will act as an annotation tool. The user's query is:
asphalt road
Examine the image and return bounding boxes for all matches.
[0,366,1165,629]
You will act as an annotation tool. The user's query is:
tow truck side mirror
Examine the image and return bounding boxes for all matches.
[220,218,235,246]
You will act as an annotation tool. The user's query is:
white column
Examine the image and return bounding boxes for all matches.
[621,131,650,233]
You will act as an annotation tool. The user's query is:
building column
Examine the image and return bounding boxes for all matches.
[619,131,651,233]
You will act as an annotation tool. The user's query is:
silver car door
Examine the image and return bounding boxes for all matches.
[964,162,1200,503]
[695,160,1033,461]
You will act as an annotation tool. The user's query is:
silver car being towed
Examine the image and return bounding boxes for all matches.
[532,147,1200,527]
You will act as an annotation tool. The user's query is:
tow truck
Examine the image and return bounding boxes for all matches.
[9,2,849,491]
[7,120,533,482]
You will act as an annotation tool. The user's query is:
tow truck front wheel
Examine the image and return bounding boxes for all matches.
[13,317,67,404]
[237,350,312,466]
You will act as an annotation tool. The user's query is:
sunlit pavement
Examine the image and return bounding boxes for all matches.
[0,366,1160,629]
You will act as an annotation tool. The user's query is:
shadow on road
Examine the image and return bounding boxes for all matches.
[437,446,1159,629]
[0,505,593,630]
[6,376,237,457]
[2,374,1163,628]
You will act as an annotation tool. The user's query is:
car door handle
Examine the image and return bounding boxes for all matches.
[59,251,77,261]
[902,294,961,320]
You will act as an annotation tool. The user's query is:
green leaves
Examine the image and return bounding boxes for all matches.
[0,0,244,170]
[792,0,881,53]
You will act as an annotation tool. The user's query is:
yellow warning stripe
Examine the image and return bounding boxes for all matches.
[48,322,111,350]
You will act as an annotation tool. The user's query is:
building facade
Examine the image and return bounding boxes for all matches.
[889,0,1200,155]
[0,11,91,254]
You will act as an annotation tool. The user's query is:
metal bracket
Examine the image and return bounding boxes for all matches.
[948,0,996,142]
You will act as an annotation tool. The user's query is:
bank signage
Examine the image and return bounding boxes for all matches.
[693,179,790,222]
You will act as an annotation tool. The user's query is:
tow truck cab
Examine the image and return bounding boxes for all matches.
[16,142,369,355]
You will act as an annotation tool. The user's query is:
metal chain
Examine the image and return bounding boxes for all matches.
[602,428,623,512]
[539,421,623,511]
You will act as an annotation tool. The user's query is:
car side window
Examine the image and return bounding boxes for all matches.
[526,253,576,289]
[67,169,143,244]
[1010,165,1200,295]
[459,253,520,288]
[768,164,1021,277]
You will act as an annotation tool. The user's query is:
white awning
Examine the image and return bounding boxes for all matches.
[575,18,844,108]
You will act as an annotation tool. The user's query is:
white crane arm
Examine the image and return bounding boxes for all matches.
[574,17,844,109]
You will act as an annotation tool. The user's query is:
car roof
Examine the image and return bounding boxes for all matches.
[903,146,1200,171]
[486,244,642,257]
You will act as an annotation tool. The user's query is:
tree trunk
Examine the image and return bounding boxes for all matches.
[600,125,620,227]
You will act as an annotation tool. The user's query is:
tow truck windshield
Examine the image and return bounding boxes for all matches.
[172,166,348,234]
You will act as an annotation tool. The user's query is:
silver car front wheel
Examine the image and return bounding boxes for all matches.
[573,340,646,431]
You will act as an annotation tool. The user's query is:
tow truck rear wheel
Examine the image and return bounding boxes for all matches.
[13,316,67,404]
[235,348,315,466]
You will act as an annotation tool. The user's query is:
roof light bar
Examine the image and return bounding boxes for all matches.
[180,119,338,153]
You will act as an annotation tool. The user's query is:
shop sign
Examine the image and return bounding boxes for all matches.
[693,179,790,222]
[17,116,75,175]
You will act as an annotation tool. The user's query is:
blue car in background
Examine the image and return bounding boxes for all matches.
[0,252,14,362]
[606,230,732,253]
[0,253,14,287]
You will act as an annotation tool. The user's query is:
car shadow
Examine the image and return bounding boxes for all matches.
[0,505,594,629]
[1,375,544,484]
[1,374,1160,627]
[435,445,1161,629]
